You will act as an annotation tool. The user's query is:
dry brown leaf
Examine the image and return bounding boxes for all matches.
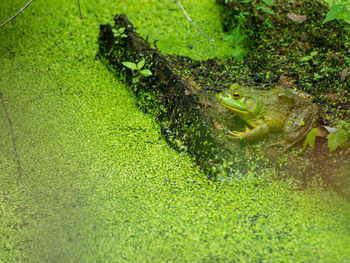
[184,89,192,96]
[325,93,340,102]
[212,120,222,130]
[316,126,329,138]
[287,13,307,23]
[340,68,349,83]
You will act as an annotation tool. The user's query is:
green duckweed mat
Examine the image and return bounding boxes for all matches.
[0,0,349,262]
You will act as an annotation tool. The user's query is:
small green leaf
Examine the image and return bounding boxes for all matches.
[232,46,247,62]
[263,0,275,6]
[238,12,249,17]
[323,4,348,24]
[310,51,318,57]
[132,77,138,84]
[118,27,125,33]
[122,62,137,70]
[257,5,275,15]
[301,56,311,62]
[264,18,275,29]
[303,128,317,149]
[314,73,322,79]
[112,28,119,37]
[137,59,145,69]
[222,34,233,41]
[327,128,350,152]
[140,69,153,76]
[231,25,247,46]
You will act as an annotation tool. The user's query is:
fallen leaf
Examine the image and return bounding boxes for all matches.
[199,98,213,108]
[325,93,340,102]
[184,89,192,96]
[212,120,223,130]
[287,13,307,23]
[315,126,329,138]
[323,126,339,134]
[340,68,349,83]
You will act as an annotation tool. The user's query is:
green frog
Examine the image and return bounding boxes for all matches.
[216,83,319,147]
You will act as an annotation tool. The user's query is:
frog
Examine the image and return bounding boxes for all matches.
[216,83,319,148]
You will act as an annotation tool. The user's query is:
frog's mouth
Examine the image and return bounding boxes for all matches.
[224,105,249,115]
[216,94,256,115]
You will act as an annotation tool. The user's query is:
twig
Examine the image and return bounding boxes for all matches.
[0,92,23,180]
[0,0,34,29]
[77,0,83,19]
[173,0,215,42]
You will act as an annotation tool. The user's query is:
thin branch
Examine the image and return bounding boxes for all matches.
[0,92,23,180]
[0,0,34,29]
[77,0,83,19]
[173,0,215,42]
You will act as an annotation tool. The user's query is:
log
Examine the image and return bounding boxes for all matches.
[99,14,225,174]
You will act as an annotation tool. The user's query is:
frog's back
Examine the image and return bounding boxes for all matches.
[259,87,312,131]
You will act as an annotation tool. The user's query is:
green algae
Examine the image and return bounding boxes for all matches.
[0,0,349,262]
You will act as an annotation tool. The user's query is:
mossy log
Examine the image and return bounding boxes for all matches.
[99,14,349,199]
[99,14,224,174]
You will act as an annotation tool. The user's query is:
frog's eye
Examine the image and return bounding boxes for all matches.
[232,92,241,99]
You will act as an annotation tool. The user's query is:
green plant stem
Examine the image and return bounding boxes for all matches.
[173,0,215,42]
[77,0,83,19]
[0,0,34,28]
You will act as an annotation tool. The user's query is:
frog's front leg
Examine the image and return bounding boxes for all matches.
[229,119,270,141]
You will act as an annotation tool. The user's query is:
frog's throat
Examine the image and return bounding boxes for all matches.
[224,105,257,128]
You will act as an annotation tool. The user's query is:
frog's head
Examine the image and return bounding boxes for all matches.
[216,83,260,118]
